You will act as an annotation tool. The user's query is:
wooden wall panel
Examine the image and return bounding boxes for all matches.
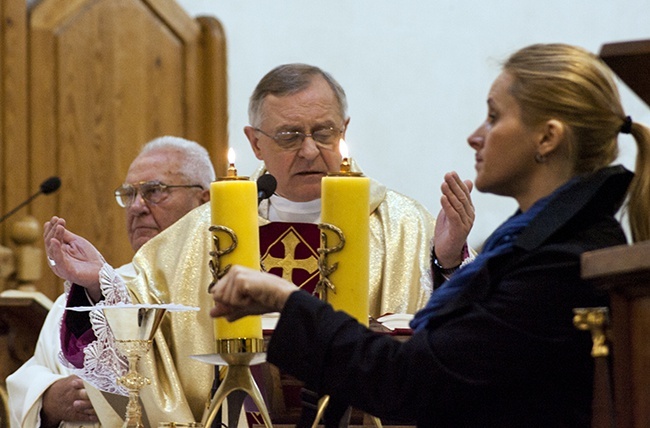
[1,0,5,225]
[49,0,189,274]
[28,2,65,289]
[197,16,229,178]
[4,0,229,299]
[0,0,29,244]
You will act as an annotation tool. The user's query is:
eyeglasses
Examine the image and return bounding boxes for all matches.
[254,127,343,151]
[114,180,203,208]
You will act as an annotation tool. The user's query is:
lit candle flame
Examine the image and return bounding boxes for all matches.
[227,147,237,177]
[339,139,349,159]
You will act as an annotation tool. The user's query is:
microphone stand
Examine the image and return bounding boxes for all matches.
[0,192,44,224]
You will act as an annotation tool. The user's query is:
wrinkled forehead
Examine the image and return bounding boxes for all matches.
[125,149,186,184]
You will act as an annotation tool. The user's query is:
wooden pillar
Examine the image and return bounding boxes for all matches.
[582,240,650,428]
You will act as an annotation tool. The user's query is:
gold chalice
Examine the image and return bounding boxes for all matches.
[103,305,167,428]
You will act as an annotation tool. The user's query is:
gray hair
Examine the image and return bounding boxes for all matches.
[248,63,348,127]
[139,136,216,188]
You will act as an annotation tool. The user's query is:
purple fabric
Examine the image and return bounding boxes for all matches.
[60,321,97,368]
[60,284,98,368]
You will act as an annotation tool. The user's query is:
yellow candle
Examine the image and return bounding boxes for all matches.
[210,156,262,340]
[320,142,370,325]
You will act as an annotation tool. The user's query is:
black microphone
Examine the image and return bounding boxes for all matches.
[257,174,277,205]
[40,176,62,195]
[0,176,62,224]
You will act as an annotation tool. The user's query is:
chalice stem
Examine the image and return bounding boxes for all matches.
[102,307,167,428]
[117,343,152,428]
[124,390,145,428]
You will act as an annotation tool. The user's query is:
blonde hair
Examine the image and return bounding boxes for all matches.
[503,43,650,242]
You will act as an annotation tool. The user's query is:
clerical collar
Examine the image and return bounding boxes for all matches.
[267,194,321,223]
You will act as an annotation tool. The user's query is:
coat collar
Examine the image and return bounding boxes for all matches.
[515,165,633,251]
[428,165,633,321]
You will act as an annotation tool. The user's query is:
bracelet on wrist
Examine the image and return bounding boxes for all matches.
[433,257,461,276]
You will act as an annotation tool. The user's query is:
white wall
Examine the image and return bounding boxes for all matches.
[178,0,650,247]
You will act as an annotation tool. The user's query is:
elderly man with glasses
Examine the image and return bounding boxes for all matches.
[243,63,475,426]
[244,64,473,318]
[40,64,475,427]
[6,136,214,428]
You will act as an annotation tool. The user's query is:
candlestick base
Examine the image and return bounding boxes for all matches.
[193,339,271,428]
[312,395,383,428]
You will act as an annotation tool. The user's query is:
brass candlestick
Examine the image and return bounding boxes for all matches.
[102,306,167,428]
[200,226,272,428]
[195,340,271,428]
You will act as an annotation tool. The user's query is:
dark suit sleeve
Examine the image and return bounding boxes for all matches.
[268,290,432,421]
[267,248,600,425]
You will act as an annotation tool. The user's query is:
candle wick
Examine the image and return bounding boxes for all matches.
[227,163,237,177]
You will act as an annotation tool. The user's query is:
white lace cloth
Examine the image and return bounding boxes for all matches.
[58,263,201,395]
[59,263,132,395]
